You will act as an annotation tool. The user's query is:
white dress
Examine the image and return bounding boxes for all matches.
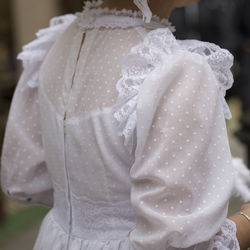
[1,1,250,249]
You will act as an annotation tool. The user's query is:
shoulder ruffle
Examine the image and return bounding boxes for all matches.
[113,28,235,154]
[178,39,234,120]
[17,14,76,91]
[112,28,179,154]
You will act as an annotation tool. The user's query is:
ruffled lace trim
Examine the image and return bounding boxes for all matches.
[211,218,240,250]
[112,29,235,155]
[75,0,175,31]
[17,14,76,90]
[178,40,234,120]
[112,28,179,154]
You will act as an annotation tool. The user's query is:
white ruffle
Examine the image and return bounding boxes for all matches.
[112,28,179,155]
[16,4,175,94]
[178,39,234,120]
[81,0,174,29]
[112,27,235,154]
[34,211,134,250]
[17,14,76,91]
[75,2,175,31]
[210,218,240,250]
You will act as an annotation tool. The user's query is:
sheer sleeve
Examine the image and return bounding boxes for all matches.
[0,72,53,207]
[0,14,76,207]
[127,50,239,250]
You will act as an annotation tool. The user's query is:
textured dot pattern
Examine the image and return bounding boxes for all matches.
[41,21,143,119]
[0,13,239,250]
[0,80,53,207]
[129,53,235,249]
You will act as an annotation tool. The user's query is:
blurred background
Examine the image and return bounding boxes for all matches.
[0,0,249,249]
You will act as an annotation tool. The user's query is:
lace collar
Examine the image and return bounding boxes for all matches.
[75,0,175,31]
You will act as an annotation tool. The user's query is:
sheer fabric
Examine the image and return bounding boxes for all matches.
[1,1,250,249]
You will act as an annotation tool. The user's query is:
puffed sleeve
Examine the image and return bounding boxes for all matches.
[0,14,76,207]
[127,50,240,249]
[0,69,54,207]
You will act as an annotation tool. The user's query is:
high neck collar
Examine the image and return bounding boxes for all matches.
[75,0,175,31]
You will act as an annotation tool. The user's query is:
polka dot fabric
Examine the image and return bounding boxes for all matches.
[1,72,53,207]
[1,3,247,250]
[129,51,238,249]
[40,22,143,119]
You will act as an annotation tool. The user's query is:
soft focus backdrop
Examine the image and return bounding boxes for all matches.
[0,0,249,249]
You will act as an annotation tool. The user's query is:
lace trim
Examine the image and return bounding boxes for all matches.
[75,0,175,31]
[112,30,235,155]
[17,14,76,90]
[178,40,234,120]
[211,218,240,250]
[112,28,179,155]
[52,183,135,240]
[82,0,173,25]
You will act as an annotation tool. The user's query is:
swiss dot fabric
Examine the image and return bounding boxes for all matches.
[41,23,143,119]
[0,69,53,207]
[129,51,237,249]
[1,3,249,250]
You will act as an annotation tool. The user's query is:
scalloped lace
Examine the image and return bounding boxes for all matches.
[112,28,179,155]
[112,29,234,155]
[211,218,240,250]
[178,40,234,119]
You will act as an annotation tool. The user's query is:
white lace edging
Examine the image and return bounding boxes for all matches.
[211,218,240,250]
[112,28,235,155]
[76,0,175,31]
[112,28,179,154]
[17,14,76,91]
[178,40,234,120]
[82,0,174,27]
[76,11,175,31]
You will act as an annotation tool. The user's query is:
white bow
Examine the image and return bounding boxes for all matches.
[133,0,152,23]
